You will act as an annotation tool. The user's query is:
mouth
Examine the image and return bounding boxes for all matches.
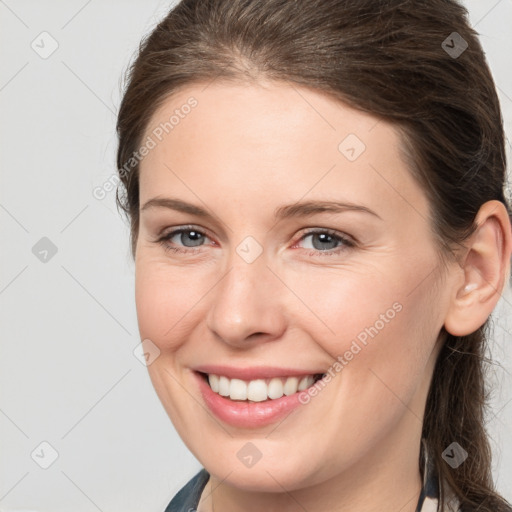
[192,365,330,428]
[198,371,326,402]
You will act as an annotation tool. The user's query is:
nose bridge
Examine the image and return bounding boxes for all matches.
[206,244,286,345]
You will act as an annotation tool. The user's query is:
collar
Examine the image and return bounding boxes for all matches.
[416,438,461,512]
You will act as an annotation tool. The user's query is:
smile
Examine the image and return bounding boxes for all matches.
[205,373,325,401]
[192,366,329,428]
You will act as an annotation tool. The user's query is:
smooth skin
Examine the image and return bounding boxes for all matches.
[134,80,512,512]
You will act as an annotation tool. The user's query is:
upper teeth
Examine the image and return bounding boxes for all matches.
[207,374,318,402]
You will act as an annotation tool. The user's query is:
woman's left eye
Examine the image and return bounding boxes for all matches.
[294,229,355,255]
[155,226,354,256]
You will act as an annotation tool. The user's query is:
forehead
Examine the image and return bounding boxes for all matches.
[138,80,428,222]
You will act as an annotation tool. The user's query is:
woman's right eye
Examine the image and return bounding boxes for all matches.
[156,226,212,254]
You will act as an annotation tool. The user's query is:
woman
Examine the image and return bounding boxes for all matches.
[115,1,512,511]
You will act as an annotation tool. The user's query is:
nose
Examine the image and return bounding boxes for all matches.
[206,251,287,348]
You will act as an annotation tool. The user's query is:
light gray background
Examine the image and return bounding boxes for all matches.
[0,1,511,510]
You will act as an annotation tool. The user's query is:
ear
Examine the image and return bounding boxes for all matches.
[444,200,512,337]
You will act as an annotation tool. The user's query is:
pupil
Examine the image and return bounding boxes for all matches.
[183,230,203,247]
[313,233,336,250]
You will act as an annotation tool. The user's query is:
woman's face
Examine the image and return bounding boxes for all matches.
[135,80,454,491]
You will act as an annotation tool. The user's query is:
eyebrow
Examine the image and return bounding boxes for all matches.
[140,197,382,221]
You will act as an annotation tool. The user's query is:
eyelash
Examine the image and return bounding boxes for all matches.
[154,225,355,257]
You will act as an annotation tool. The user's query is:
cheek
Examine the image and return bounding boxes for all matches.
[278,270,439,462]
[284,256,441,398]
[134,259,211,348]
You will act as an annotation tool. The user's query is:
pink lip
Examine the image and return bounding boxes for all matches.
[193,364,322,381]
[193,370,316,429]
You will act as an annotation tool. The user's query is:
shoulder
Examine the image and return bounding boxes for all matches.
[457,504,512,512]
[164,468,210,512]
[445,491,512,512]
[460,502,512,512]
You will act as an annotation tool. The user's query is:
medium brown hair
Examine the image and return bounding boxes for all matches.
[116,1,512,510]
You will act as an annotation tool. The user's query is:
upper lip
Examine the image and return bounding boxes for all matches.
[193,364,324,381]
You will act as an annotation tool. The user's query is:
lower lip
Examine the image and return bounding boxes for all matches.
[194,372,308,428]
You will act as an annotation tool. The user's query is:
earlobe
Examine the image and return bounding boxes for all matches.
[444,200,512,337]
